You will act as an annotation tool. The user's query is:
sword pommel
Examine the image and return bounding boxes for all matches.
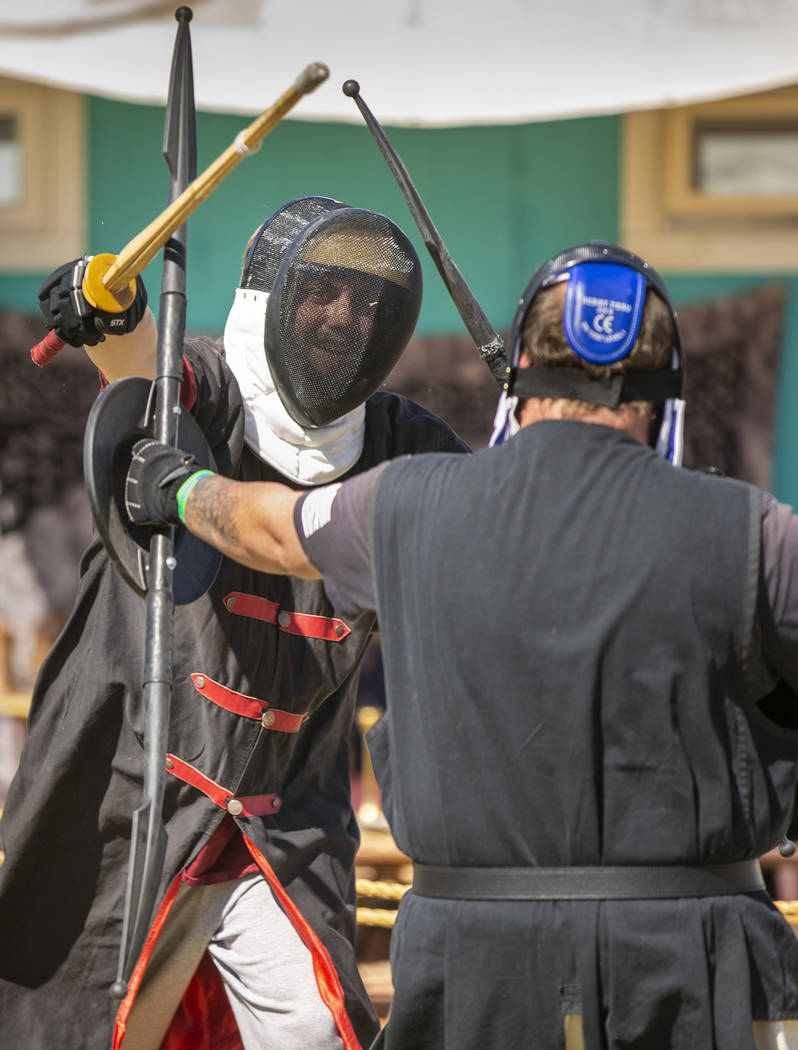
[295,62,329,95]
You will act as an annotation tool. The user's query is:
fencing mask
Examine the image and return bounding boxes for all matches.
[241,196,422,428]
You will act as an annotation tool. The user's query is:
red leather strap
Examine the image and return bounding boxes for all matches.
[190,673,307,733]
[166,753,281,817]
[98,354,197,409]
[223,591,350,642]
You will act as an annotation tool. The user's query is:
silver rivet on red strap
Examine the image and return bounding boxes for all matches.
[262,710,276,727]
[227,799,244,816]
[195,675,205,689]
[277,611,291,628]
[165,757,174,769]
[272,797,281,811]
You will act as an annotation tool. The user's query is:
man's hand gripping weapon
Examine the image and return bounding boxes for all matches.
[31,57,328,365]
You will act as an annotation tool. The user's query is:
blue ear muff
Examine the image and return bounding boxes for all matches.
[563,263,646,364]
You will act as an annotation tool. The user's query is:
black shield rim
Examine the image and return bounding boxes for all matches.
[83,376,222,605]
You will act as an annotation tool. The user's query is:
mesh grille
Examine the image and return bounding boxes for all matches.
[241,197,347,293]
[267,209,422,427]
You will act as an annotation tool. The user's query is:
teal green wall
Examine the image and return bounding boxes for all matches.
[3,95,798,503]
[0,97,617,333]
[0,97,618,334]
[81,97,619,337]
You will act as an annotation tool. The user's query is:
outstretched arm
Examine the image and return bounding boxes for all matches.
[182,472,319,579]
[124,439,319,578]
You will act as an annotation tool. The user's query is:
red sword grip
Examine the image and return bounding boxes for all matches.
[30,329,66,367]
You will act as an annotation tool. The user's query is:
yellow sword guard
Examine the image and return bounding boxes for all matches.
[74,62,329,314]
[101,61,330,296]
[82,253,137,313]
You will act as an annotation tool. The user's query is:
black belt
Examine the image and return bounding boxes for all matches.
[412,860,766,900]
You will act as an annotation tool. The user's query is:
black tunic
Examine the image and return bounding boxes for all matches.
[0,336,468,1050]
[304,420,798,1050]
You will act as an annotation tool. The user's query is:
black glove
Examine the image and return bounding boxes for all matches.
[125,439,202,527]
[38,257,148,348]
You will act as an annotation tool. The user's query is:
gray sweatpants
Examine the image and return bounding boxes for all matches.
[121,873,345,1050]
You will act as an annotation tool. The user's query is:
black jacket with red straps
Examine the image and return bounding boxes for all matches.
[0,336,468,1050]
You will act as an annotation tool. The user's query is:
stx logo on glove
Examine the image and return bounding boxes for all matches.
[38,257,148,348]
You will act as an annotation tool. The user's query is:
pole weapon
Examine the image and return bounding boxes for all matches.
[342,79,508,387]
[99,14,329,1000]
[108,4,195,999]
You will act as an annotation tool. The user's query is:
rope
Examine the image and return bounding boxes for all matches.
[776,899,798,922]
[357,907,400,929]
[356,877,408,928]
[356,878,409,902]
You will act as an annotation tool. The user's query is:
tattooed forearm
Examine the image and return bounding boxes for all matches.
[180,472,319,579]
[187,474,242,554]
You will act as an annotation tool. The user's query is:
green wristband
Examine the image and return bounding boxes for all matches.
[176,469,215,523]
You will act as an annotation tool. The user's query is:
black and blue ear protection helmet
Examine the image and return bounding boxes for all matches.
[490,242,685,463]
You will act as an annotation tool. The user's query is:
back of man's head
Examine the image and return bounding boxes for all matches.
[521,279,674,378]
[493,242,685,461]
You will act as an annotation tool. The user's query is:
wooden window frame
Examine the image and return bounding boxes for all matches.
[0,78,85,271]
[621,86,798,271]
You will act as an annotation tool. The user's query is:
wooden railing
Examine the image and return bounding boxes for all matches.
[0,619,49,721]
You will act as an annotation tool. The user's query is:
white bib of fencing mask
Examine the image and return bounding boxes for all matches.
[223,287,365,485]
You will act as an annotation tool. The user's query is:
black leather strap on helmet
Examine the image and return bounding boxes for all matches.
[512,364,683,408]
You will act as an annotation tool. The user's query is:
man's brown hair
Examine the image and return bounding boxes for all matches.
[517,279,676,423]
[521,280,675,380]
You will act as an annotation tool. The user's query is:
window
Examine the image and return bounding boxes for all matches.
[621,86,798,270]
[692,122,798,197]
[0,115,22,206]
[0,78,85,271]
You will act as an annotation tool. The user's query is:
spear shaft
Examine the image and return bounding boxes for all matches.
[110,5,196,999]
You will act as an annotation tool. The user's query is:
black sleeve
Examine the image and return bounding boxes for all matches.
[183,337,246,478]
[294,461,392,616]
[363,391,471,462]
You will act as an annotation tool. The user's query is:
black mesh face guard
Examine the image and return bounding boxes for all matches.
[240,197,348,294]
[266,208,422,427]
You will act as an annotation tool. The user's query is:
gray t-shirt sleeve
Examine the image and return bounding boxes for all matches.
[293,461,391,616]
[758,489,798,695]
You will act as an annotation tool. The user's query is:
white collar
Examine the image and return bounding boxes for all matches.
[222,288,365,485]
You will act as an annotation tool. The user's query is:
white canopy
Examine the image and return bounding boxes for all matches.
[0,0,797,125]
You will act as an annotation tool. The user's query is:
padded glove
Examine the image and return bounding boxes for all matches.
[125,438,202,526]
[38,257,148,348]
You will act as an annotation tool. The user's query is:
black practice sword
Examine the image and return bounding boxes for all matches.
[342,79,508,386]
